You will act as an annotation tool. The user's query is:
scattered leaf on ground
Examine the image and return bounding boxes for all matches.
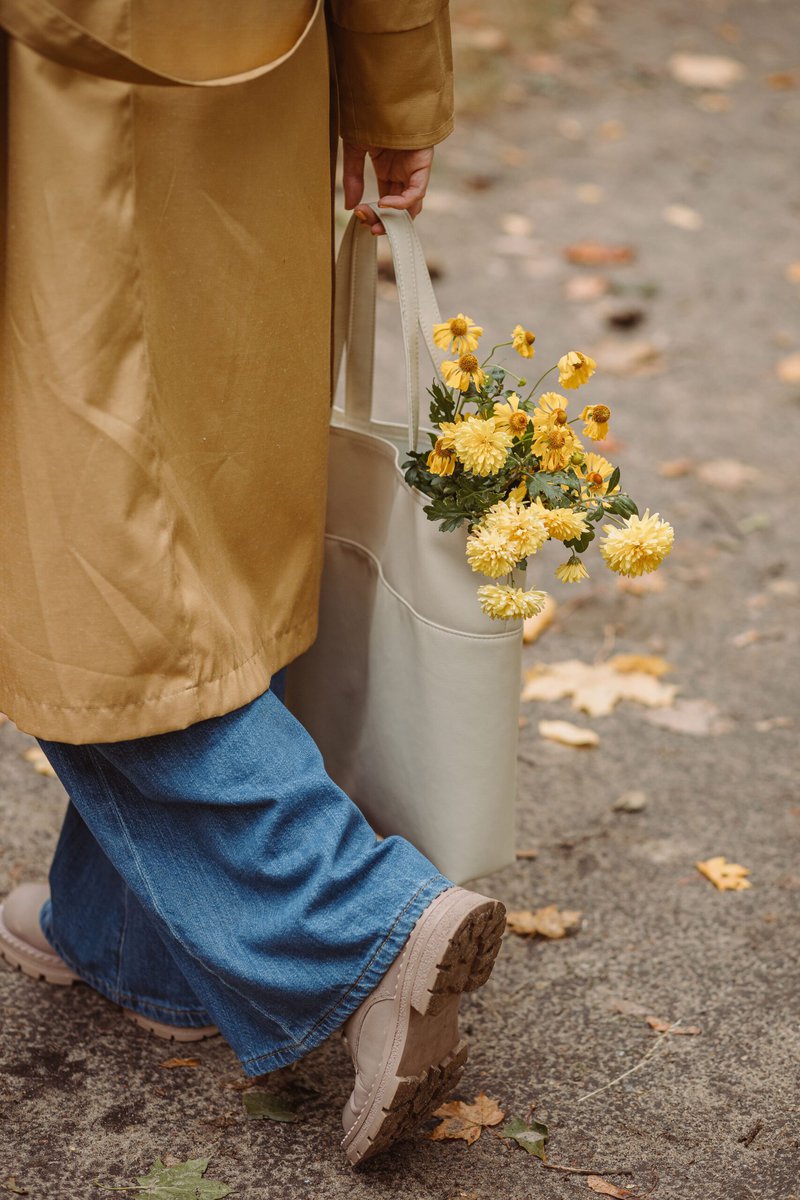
[1,1182,29,1197]
[598,118,626,140]
[776,353,800,384]
[785,262,800,284]
[590,337,664,376]
[607,998,650,1016]
[576,183,604,204]
[123,1157,231,1200]
[588,1177,634,1197]
[695,457,760,490]
[430,1093,505,1145]
[538,719,600,747]
[506,905,582,939]
[606,306,646,330]
[645,1016,701,1035]
[767,71,798,89]
[618,573,668,596]
[696,856,752,891]
[609,653,672,677]
[754,716,794,732]
[658,457,695,478]
[695,90,734,112]
[515,848,539,860]
[523,594,557,644]
[501,1116,549,1160]
[643,698,731,736]
[21,747,56,778]
[668,53,745,88]
[612,790,648,813]
[242,1091,303,1122]
[159,1057,200,1070]
[524,658,677,717]
[499,212,533,237]
[564,240,635,266]
[663,204,703,230]
[565,274,609,302]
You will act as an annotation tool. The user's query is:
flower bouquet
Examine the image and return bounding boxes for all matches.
[403,315,674,620]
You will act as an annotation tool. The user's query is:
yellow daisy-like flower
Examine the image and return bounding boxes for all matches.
[512,324,537,359]
[477,583,549,621]
[555,558,589,583]
[493,392,530,437]
[484,499,549,559]
[441,353,488,393]
[436,417,464,450]
[599,509,675,577]
[531,424,578,472]
[558,350,597,390]
[433,313,484,355]
[535,505,588,542]
[580,403,611,441]
[533,391,569,432]
[426,438,457,477]
[466,526,519,578]
[581,452,618,497]
[451,415,512,475]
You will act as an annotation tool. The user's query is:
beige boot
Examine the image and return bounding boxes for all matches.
[341,886,506,1166]
[0,883,219,1043]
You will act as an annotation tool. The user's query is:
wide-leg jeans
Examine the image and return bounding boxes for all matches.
[35,671,452,1075]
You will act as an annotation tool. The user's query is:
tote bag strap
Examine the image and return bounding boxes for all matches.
[333,207,443,453]
[0,0,322,86]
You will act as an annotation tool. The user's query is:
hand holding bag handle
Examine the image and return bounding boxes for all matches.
[333,207,445,452]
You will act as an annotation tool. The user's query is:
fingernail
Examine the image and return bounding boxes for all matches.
[354,210,368,223]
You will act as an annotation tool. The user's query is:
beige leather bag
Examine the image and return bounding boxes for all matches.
[285,208,522,884]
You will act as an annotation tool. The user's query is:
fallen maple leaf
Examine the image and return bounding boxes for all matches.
[501,1116,549,1159]
[159,1057,200,1069]
[658,457,695,478]
[587,1177,634,1198]
[696,856,752,890]
[113,1157,231,1200]
[776,353,800,384]
[430,1093,505,1145]
[668,53,745,88]
[523,594,557,644]
[21,747,56,778]
[663,204,703,231]
[609,653,672,677]
[645,1016,701,1035]
[643,698,731,736]
[695,457,760,490]
[523,658,677,717]
[506,905,582,939]
[589,337,665,377]
[538,719,599,747]
[785,262,800,284]
[564,239,635,266]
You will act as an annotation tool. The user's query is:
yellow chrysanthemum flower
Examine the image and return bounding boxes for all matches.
[580,403,611,441]
[493,392,530,437]
[466,526,519,578]
[533,391,569,432]
[451,415,512,475]
[433,313,484,355]
[436,417,463,450]
[558,350,597,390]
[484,499,549,559]
[426,438,457,476]
[581,452,618,497]
[441,353,488,393]
[535,505,588,542]
[512,324,537,359]
[555,558,589,583]
[477,583,549,621]
[599,509,675,577]
[531,424,578,472]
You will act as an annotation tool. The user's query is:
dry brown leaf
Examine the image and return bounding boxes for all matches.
[430,1093,505,1145]
[523,594,557,644]
[754,716,794,732]
[607,998,650,1016]
[609,653,672,677]
[696,856,752,891]
[643,698,731,736]
[658,457,695,478]
[612,790,647,813]
[668,53,745,88]
[785,262,800,284]
[22,746,56,778]
[695,91,734,112]
[663,204,703,231]
[645,1016,701,1035]
[515,848,539,860]
[590,337,664,377]
[587,1177,633,1198]
[565,273,610,302]
[564,239,635,266]
[617,573,668,596]
[598,119,626,141]
[159,1057,201,1069]
[523,658,677,717]
[767,71,798,90]
[695,457,760,490]
[576,183,604,204]
[776,353,800,384]
[506,905,582,939]
[538,719,599,747]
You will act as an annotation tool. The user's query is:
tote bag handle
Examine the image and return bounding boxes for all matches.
[332,207,444,453]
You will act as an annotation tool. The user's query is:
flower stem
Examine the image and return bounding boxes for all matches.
[480,340,513,366]
[525,364,558,401]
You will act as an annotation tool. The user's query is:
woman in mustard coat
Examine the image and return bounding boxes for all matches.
[0,0,506,1166]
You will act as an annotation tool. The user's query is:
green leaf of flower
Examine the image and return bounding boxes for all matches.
[126,1157,232,1199]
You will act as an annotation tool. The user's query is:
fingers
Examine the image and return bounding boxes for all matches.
[354,204,384,236]
[377,170,430,214]
[342,141,366,211]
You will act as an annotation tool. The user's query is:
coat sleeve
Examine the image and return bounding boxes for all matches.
[328,0,454,149]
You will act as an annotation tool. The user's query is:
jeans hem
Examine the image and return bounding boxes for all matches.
[239,873,453,1075]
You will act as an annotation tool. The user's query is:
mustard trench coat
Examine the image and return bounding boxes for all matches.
[0,0,454,743]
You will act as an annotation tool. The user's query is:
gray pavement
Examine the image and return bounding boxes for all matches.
[2,1,799,1196]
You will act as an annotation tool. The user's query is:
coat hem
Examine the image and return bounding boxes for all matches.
[2,614,319,745]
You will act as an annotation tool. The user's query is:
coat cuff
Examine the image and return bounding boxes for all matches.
[329,1,454,149]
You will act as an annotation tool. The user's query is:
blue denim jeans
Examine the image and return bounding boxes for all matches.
[36,671,452,1074]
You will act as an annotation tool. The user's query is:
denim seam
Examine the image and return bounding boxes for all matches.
[84,744,294,1040]
[115,882,129,996]
[241,872,449,1068]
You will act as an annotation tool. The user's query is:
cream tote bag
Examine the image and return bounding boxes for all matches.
[285,208,522,884]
